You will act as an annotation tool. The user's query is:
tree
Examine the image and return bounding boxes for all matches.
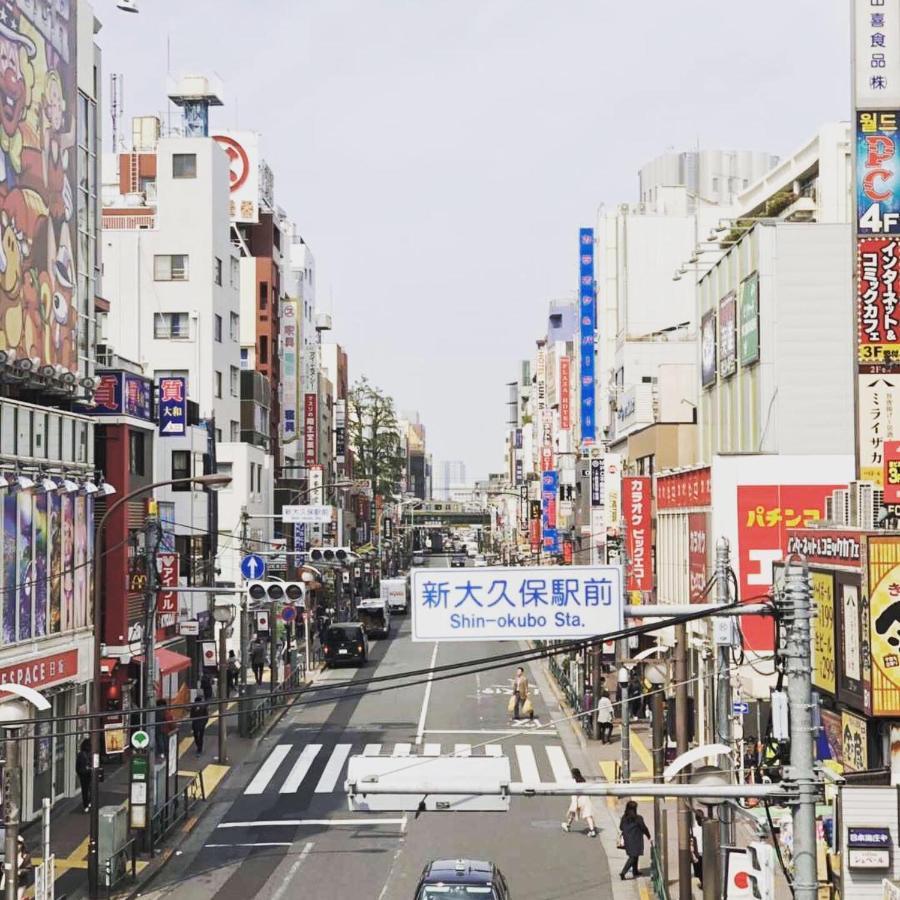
[347,376,405,499]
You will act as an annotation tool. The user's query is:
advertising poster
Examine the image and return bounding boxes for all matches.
[304,393,318,466]
[739,272,760,365]
[858,237,900,364]
[49,491,60,633]
[280,300,298,439]
[857,111,900,234]
[17,492,31,641]
[61,493,73,632]
[603,454,621,535]
[34,494,46,637]
[836,573,866,712]
[868,536,900,715]
[578,228,596,445]
[3,495,15,643]
[886,439,900,502]
[542,470,559,554]
[701,310,717,387]
[688,512,708,602]
[590,458,603,507]
[529,500,541,551]
[854,0,900,108]
[623,477,651,593]
[858,373,900,485]
[158,377,187,437]
[74,494,85,629]
[719,291,737,378]
[86,494,94,624]
[810,570,836,695]
[736,483,840,651]
[842,710,868,772]
[212,131,261,224]
[819,710,843,768]
[89,373,153,418]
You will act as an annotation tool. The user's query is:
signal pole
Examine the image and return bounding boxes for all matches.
[714,538,734,854]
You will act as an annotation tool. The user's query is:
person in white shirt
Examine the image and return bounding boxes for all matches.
[597,691,614,744]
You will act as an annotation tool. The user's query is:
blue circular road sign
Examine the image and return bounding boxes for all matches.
[240,554,266,580]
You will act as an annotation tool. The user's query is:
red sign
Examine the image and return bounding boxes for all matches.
[156,552,179,614]
[785,528,862,568]
[859,237,900,364]
[688,512,708,602]
[0,649,78,692]
[529,501,541,551]
[623,477,652,592]
[562,541,573,564]
[737,484,842,651]
[656,467,711,510]
[541,447,553,472]
[559,358,571,430]
[304,394,318,467]
[885,439,900,503]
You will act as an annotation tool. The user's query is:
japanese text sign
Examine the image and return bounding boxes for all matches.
[590,458,603,507]
[212,131,261,224]
[156,552,179,615]
[868,535,900,715]
[858,373,900,485]
[282,505,332,524]
[719,291,737,378]
[739,272,760,366]
[90,372,153,420]
[858,237,900,363]
[559,356,571,430]
[579,228,596,445]
[785,528,862,568]
[281,300,298,438]
[701,310,717,387]
[688,512,708,602]
[304,394,318,467]
[858,110,900,234]
[158,377,187,437]
[623,477,652,592]
[603,454,622,535]
[842,710,869,771]
[529,500,541,551]
[885,439,900,501]
[542,470,559,554]
[411,565,624,641]
[855,0,900,108]
[656,467,711,510]
[810,569,836,694]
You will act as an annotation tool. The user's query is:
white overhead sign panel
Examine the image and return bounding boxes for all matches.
[854,0,900,108]
[411,566,623,642]
[282,504,332,524]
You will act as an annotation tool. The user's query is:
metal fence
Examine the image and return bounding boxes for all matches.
[238,660,308,739]
[650,842,669,900]
[149,773,204,849]
[103,838,137,898]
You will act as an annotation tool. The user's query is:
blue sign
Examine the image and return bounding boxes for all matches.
[541,470,559,554]
[158,377,187,437]
[240,554,266,580]
[848,827,891,848]
[732,701,750,715]
[410,565,624,641]
[281,605,297,623]
[579,227,596,445]
[294,522,306,553]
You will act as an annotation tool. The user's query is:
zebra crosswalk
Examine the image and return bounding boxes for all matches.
[243,740,572,796]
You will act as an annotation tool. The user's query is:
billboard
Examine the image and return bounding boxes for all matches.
[541,470,559,554]
[854,0,900,108]
[411,565,624,641]
[858,372,900,485]
[578,228,596,444]
[559,356,571,430]
[688,512,708,602]
[810,569,836,694]
[718,291,737,378]
[158,377,187,437]
[785,528,862,568]
[857,111,900,234]
[858,237,900,364]
[212,131,261,224]
[835,571,867,712]
[281,300,298,440]
[738,272,760,366]
[701,310,717,387]
[89,371,153,419]
[656,466,711,510]
[603,454,621,535]
[623,476,651,593]
[0,2,78,378]
[842,710,868,772]
[868,535,900,715]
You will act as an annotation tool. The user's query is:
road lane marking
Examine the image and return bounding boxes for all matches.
[515,745,540,783]
[279,744,322,793]
[314,744,352,792]
[270,841,315,900]
[392,742,412,757]
[423,743,441,756]
[546,745,570,783]
[454,743,471,757]
[363,743,382,756]
[484,745,503,757]
[217,818,407,829]
[245,745,291,795]
[207,842,293,848]
[422,729,556,736]
[415,642,439,745]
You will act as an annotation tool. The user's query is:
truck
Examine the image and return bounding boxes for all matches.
[357,596,391,638]
[380,577,408,614]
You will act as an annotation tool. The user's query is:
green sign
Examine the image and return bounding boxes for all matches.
[739,271,760,366]
[131,755,148,780]
[131,729,150,751]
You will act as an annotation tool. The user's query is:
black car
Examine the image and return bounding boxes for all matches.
[450,553,467,568]
[415,859,510,899]
[322,623,368,667]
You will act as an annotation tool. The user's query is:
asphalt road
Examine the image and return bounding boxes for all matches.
[146,555,614,900]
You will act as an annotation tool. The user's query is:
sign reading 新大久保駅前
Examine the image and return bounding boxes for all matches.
[410,566,624,642]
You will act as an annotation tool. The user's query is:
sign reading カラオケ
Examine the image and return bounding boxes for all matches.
[411,566,623,641]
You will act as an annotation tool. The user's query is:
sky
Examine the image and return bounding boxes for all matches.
[94,0,848,481]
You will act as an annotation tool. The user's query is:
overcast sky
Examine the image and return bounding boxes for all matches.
[95,0,848,481]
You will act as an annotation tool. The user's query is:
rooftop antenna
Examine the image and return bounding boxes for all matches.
[109,72,124,152]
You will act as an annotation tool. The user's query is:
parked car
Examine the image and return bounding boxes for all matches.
[415,859,510,899]
[322,623,368,667]
[450,553,467,568]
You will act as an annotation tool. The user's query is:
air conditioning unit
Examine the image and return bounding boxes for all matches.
[856,481,875,530]
[832,489,849,526]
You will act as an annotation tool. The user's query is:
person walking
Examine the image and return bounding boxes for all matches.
[597,691,614,744]
[226,650,239,696]
[618,799,651,880]
[190,694,209,755]
[561,768,598,837]
[510,666,532,721]
[76,738,91,813]
[200,671,213,702]
[250,637,266,685]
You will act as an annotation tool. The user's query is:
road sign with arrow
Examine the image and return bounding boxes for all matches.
[240,554,266,580]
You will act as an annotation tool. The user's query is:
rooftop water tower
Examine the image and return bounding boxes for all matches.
[167,75,224,137]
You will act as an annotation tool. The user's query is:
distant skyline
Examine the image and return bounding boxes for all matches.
[95,0,848,480]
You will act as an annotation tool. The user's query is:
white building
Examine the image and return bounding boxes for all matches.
[433,460,467,500]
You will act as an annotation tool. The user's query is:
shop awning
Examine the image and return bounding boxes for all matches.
[132,648,192,676]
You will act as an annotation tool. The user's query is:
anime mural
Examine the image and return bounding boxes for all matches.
[0,1,77,374]
[34,490,45,636]
[2,493,14,643]
[17,490,31,640]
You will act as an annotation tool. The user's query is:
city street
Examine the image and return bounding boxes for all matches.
[143,558,614,900]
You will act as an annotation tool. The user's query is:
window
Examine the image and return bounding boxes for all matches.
[259,282,268,310]
[230,257,240,287]
[259,335,268,365]
[214,314,223,342]
[256,464,262,493]
[217,461,233,482]
[172,153,197,178]
[215,371,222,398]
[230,366,239,397]
[171,450,191,491]
[214,257,222,286]
[230,421,240,442]
[249,463,257,493]
[215,428,222,442]
[129,429,145,476]
[240,347,249,369]
[153,312,190,339]
[230,312,239,341]
[154,254,189,281]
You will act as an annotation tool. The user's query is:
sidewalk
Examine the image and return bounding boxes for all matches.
[21,663,319,900]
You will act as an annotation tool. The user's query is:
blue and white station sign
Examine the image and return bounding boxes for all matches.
[411,566,623,642]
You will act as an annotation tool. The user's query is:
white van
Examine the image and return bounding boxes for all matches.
[381,578,408,614]
[357,597,391,637]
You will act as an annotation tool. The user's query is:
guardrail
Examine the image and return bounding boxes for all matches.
[103,838,137,898]
[239,662,308,738]
[149,772,204,850]
[649,841,669,900]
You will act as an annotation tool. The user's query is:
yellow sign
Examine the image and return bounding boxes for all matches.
[810,571,835,694]
[869,536,900,715]
[841,711,868,772]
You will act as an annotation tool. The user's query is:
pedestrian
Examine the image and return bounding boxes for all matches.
[743,735,758,783]
[200,671,213,702]
[76,738,91,813]
[0,835,32,898]
[691,809,704,887]
[618,799,651,880]
[510,666,532,721]
[226,650,238,696]
[250,637,266,684]
[189,694,209,754]
[597,691,614,744]
[154,699,173,757]
[628,669,644,719]
[561,768,598,837]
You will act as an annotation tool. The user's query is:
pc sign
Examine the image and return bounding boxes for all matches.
[411,566,623,642]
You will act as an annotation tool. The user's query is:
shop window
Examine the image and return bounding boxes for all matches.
[129,430,145,476]
[172,450,190,491]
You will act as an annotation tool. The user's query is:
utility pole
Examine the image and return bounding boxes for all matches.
[714,538,734,854]
[143,503,162,852]
[3,726,21,900]
[217,618,228,764]
[674,623,693,900]
[781,557,818,900]
[239,508,250,693]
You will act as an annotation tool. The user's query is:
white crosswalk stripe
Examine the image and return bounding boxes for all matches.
[279,744,322,793]
[423,743,441,756]
[515,745,540,783]
[315,744,352,792]
[363,743,381,756]
[392,743,412,757]
[484,744,502,757]
[245,745,291,795]
[453,743,471,757]
[545,744,571,783]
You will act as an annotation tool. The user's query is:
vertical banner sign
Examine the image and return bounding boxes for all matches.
[603,454,622,535]
[718,291,737,378]
[857,112,900,236]
[158,377,187,437]
[579,228,596,445]
[868,535,900,715]
[309,465,324,506]
[623,477,651,592]
[855,0,900,109]
[559,357,571,430]
[528,500,541,551]
[590,458,604,507]
[688,512,708,602]
[739,272,760,366]
[304,394,318,466]
[859,373,900,484]
[156,553,179,615]
[514,458,523,486]
[810,570,836,695]
[885,438,900,501]
[541,470,559,554]
[335,399,346,464]
[281,301,298,439]
[293,523,306,553]
[858,237,900,363]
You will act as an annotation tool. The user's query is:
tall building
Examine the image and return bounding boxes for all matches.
[433,460,466,500]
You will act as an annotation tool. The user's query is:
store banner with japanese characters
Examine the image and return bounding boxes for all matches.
[578,228,596,445]
[858,373,900,485]
[541,470,559,554]
[623,477,651,593]
[156,552,179,615]
[739,272,760,366]
[810,570,837,695]
[855,0,900,109]
[603,454,622,535]
[559,356,571,430]
[857,111,900,235]
[858,238,900,367]
[841,710,869,772]
[868,535,900,715]
[411,565,624,641]
[718,291,737,378]
[701,310,717,387]
[688,512,709,603]
[885,438,900,501]
[212,131,261,224]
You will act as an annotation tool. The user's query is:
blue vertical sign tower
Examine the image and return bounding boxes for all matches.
[579,228,596,445]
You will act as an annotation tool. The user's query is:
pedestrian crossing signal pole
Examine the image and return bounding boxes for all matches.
[714,538,734,858]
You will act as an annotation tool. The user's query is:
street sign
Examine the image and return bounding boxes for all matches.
[240,554,266,580]
[732,701,750,716]
[282,504,332,524]
[178,620,200,636]
[131,729,150,750]
[411,565,624,642]
[282,605,296,623]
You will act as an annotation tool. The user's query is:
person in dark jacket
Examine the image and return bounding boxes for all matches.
[619,799,652,880]
[189,694,209,754]
[75,739,91,812]
[250,637,266,685]
[200,671,213,702]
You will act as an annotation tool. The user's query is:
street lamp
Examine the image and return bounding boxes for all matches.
[617,665,631,783]
[211,599,235,765]
[87,472,231,897]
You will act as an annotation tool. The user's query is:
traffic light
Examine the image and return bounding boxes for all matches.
[246,581,306,605]
[309,547,355,564]
[745,842,774,899]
